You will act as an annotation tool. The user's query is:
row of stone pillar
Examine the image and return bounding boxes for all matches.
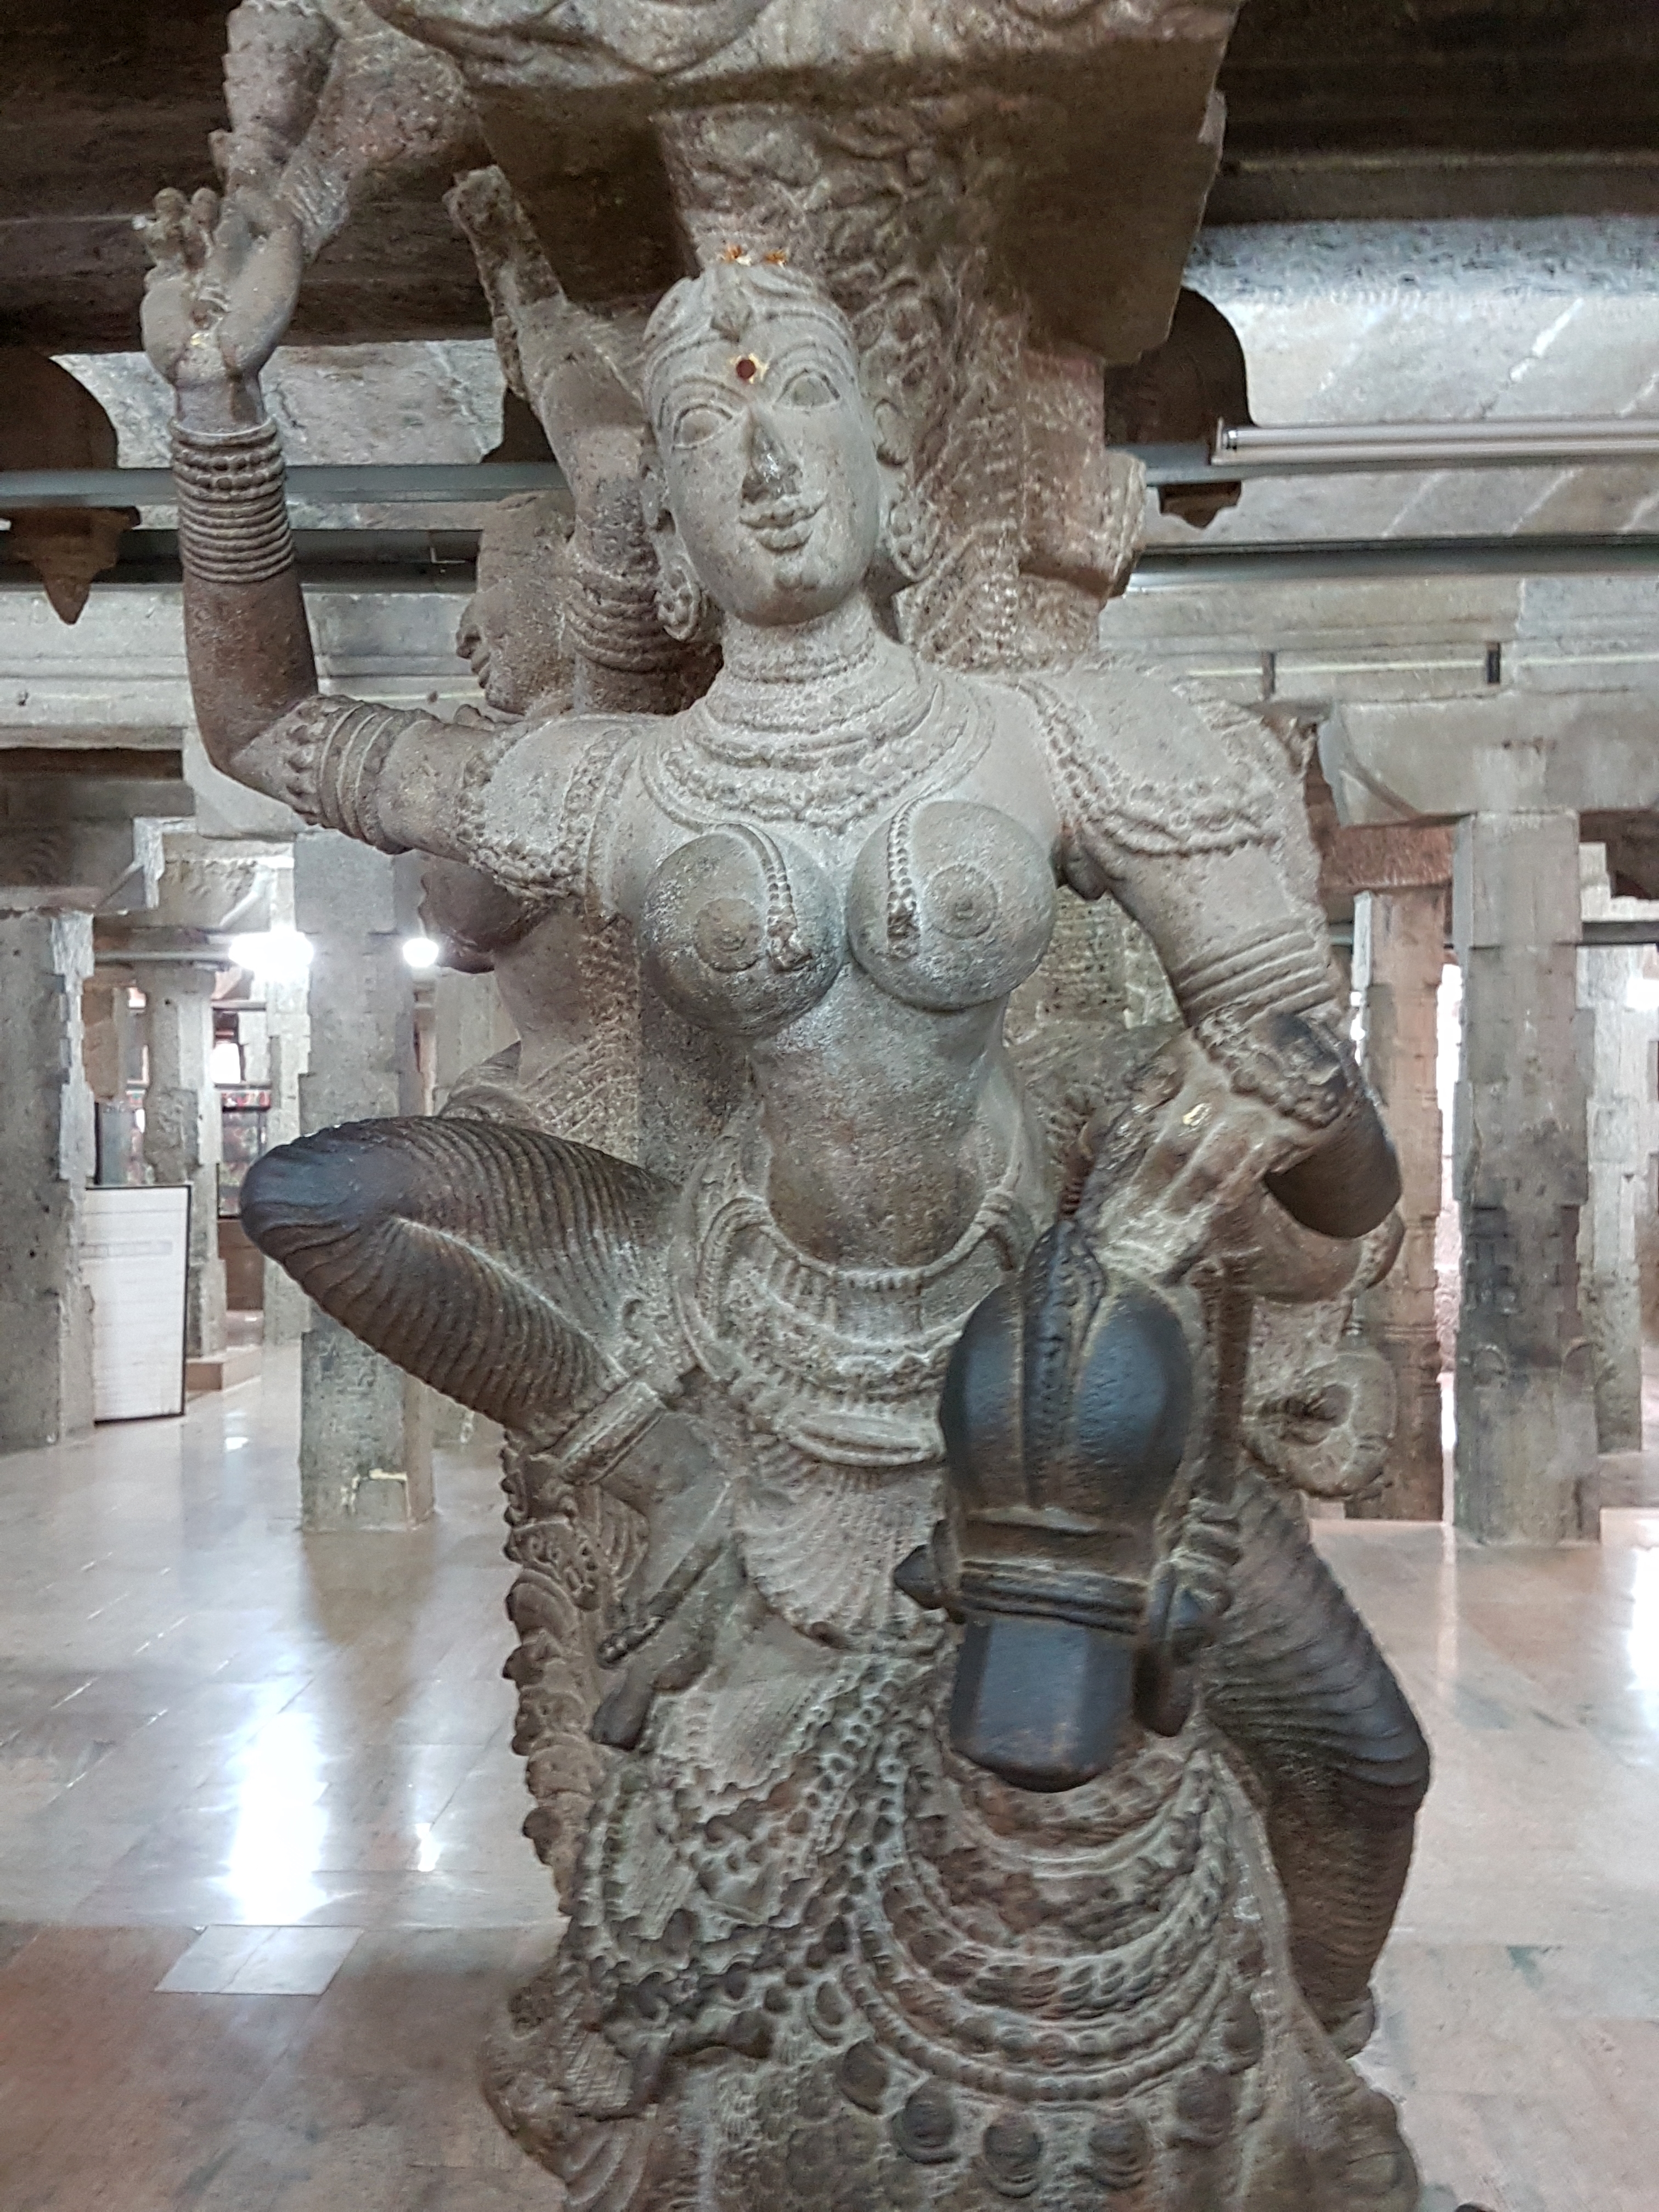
[1349,811,1657,1541]
[0,912,249,1444]
[0,837,506,1529]
[4,815,1652,1542]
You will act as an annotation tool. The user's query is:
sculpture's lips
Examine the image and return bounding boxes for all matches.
[742,493,822,552]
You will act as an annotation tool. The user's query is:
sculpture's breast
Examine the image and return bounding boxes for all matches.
[640,799,1056,1038]
[846,798,1056,1012]
[640,822,845,1038]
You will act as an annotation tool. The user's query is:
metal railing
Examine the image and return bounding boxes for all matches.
[3,414,1658,511]
[4,526,1655,590]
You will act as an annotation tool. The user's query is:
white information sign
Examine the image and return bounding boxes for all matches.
[82,1185,190,1421]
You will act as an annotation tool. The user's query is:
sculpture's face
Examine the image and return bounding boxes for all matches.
[455,495,572,715]
[653,312,882,627]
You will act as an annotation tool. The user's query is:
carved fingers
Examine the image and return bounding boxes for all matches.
[447,165,557,404]
[448,166,649,478]
[1080,1052,1288,1285]
[137,183,303,390]
[449,165,557,307]
[136,189,212,385]
[216,187,305,378]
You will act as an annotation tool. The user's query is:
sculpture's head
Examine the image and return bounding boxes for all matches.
[456,492,574,715]
[641,256,898,633]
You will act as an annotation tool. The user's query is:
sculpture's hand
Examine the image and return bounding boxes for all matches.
[1076,1046,1294,1288]
[448,165,648,493]
[448,166,556,345]
[137,184,303,394]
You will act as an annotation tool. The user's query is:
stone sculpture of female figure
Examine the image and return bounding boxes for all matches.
[141,178,1428,2210]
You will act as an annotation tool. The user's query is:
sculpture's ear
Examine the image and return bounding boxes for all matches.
[639,429,672,537]
[638,430,714,646]
[867,389,912,475]
[862,381,925,603]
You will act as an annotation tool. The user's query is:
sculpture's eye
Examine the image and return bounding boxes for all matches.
[778,368,837,410]
[669,400,734,450]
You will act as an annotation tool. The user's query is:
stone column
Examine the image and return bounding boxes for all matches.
[144,960,228,1363]
[294,830,432,1530]
[430,966,515,1111]
[1452,810,1598,1543]
[256,862,312,1347]
[0,904,95,1449]
[81,974,124,1105]
[1351,886,1447,1519]
[1577,848,1659,1453]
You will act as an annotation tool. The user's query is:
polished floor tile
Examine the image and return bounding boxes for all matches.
[157,1924,364,1997]
[0,1352,1656,2206]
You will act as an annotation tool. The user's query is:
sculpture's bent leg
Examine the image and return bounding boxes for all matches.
[241,1116,677,1442]
[244,1118,690,1900]
[1202,1471,1430,2046]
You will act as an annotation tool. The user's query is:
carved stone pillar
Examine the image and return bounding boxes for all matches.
[0,902,94,1449]
[431,966,515,1113]
[194,10,1431,2208]
[144,960,228,1362]
[294,830,432,1528]
[1352,885,1447,1519]
[81,974,124,1105]
[1578,846,1659,1453]
[1452,810,1598,1542]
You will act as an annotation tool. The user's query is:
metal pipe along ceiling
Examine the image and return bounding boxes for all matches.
[2,411,1658,509]
[4,528,1655,589]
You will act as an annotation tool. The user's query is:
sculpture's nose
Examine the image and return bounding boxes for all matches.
[741,405,800,503]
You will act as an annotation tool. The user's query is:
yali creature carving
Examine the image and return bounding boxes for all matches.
[140,162,1428,2210]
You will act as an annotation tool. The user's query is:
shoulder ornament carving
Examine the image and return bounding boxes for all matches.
[454,713,544,866]
[1012,665,1283,880]
[471,720,640,907]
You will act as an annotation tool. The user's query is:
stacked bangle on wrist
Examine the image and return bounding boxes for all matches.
[566,538,684,675]
[170,415,294,586]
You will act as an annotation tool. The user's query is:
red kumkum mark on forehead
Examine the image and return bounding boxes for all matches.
[733,354,765,385]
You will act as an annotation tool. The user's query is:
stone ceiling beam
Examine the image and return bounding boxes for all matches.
[6,2,1656,356]
[1324,690,1659,826]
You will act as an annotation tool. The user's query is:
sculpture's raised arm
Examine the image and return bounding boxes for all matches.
[137,180,492,862]
[445,167,713,720]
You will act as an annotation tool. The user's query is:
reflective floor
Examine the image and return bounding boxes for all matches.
[1,1356,1656,2208]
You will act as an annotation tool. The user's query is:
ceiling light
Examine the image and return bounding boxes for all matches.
[227,927,314,987]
